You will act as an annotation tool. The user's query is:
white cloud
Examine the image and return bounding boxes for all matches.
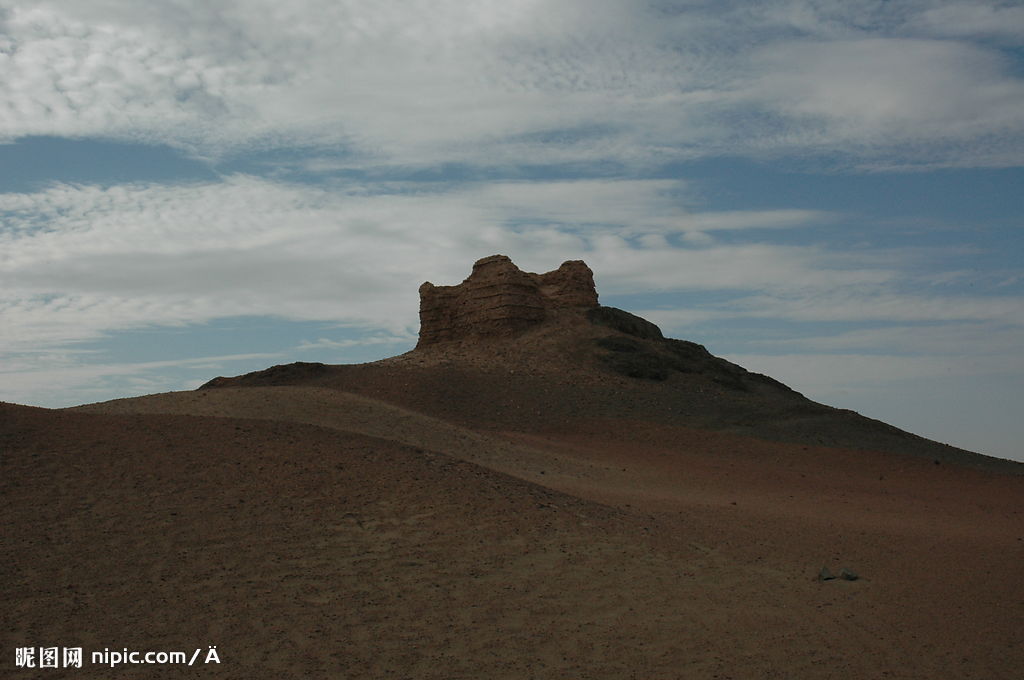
[3,1,1021,167]
[1,0,700,161]
[0,175,889,354]
[466,180,834,233]
[724,352,986,388]
[742,322,1024,357]
[0,351,280,407]
[746,37,1024,159]
[294,335,413,352]
[727,290,1024,323]
[629,307,731,329]
[914,2,1024,43]
[0,4,248,148]
[674,209,835,234]
[729,321,1024,404]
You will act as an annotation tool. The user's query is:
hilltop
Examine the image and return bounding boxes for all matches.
[202,255,1019,472]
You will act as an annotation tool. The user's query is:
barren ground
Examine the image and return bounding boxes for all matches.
[4,372,1022,678]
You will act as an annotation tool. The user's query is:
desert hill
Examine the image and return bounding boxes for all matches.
[201,255,1020,473]
[3,255,1023,679]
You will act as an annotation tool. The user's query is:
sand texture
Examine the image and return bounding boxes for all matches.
[4,384,1022,679]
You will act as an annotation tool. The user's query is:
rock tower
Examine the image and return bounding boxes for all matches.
[416,255,599,347]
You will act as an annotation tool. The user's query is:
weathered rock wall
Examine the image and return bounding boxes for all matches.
[417,255,598,347]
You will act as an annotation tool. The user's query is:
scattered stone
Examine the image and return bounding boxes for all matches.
[840,568,859,581]
[818,566,836,581]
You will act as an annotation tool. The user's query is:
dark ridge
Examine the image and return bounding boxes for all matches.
[588,310,803,396]
[193,258,1022,475]
[586,306,664,340]
[200,362,327,389]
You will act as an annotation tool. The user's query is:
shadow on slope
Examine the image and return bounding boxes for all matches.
[198,306,1022,474]
[0,401,892,680]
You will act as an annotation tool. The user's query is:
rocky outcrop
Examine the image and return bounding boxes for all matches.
[417,255,598,347]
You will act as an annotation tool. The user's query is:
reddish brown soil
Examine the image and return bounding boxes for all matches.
[4,306,1022,679]
[3,385,1021,680]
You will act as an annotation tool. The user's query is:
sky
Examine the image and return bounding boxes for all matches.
[1,1,1022,461]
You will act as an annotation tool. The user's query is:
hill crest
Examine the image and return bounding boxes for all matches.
[196,255,1021,473]
[417,254,598,347]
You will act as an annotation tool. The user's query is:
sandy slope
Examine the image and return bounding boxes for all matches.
[3,370,1019,679]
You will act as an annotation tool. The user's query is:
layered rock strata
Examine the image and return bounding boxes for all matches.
[417,255,598,347]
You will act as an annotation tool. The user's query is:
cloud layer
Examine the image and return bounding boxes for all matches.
[3,1,1024,167]
[0,175,870,346]
[3,174,1018,357]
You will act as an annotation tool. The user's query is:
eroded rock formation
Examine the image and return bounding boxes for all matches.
[417,255,598,347]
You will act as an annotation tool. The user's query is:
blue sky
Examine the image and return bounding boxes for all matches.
[1,1,1022,461]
